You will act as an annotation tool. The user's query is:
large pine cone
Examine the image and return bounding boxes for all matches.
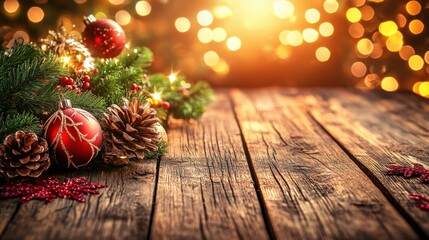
[0,131,51,178]
[101,97,161,161]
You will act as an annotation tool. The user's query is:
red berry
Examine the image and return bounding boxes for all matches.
[136,85,142,91]
[83,82,91,89]
[34,90,39,94]
[56,85,63,90]
[91,86,97,93]
[66,85,74,90]
[76,88,82,94]
[67,78,75,85]
[93,68,99,74]
[60,76,68,83]
[131,83,138,90]
[41,79,47,83]
[83,75,91,82]
[162,101,170,110]
[143,74,148,80]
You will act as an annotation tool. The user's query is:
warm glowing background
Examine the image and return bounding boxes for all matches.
[1,0,429,97]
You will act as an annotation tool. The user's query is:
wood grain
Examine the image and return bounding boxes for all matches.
[151,91,269,240]
[307,89,429,237]
[0,160,157,240]
[230,88,417,239]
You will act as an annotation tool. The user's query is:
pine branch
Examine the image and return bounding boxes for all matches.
[144,141,167,159]
[0,113,40,140]
[173,81,215,120]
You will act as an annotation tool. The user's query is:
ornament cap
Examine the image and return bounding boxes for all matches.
[58,99,72,109]
[83,15,97,25]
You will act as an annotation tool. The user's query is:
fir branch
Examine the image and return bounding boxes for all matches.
[173,81,215,120]
[0,113,40,140]
[144,141,167,159]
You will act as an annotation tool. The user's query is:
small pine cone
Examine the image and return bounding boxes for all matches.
[0,131,51,178]
[101,97,161,162]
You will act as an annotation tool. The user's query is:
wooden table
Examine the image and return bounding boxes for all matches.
[0,88,428,240]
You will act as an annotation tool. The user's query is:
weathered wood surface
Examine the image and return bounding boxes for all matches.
[150,92,269,240]
[307,89,429,237]
[230,89,417,239]
[0,161,157,240]
[0,88,428,240]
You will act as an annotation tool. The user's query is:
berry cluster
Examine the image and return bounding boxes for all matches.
[129,83,170,110]
[57,75,93,94]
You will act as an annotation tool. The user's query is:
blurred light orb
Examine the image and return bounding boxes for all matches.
[95,12,107,19]
[4,0,19,14]
[74,0,87,4]
[204,51,220,67]
[315,47,331,62]
[370,43,383,59]
[305,8,320,24]
[109,0,124,5]
[212,27,227,42]
[360,5,374,21]
[396,14,407,28]
[386,31,403,52]
[272,0,295,19]
[418,82,429,97]
[279,30,289,45]
[406,1,421,16]
[424,50,429,64]
[351,61,367,77]
[197,10,214,26]
[409,19,424,35]
[275,45,292,59]
[286,31,303,46]
[357,38,374,56]
[226,36,241,51]
[115,10,132,25]
[212,59,230,74]
[349,23,365,38]
[399,45,415,60]
[27,6,44,23]
[408,55,424,71]
[323,0,339,14]
[198,28,213,44]
[379,21,398,36]
[319,22,334,37]
[352,0,365,7]
[381,77,399,92]
[12,30,29,43]
[175,17,191,33]
[346,7,362,23]
[213,6,232,19]
[302,28,319,43]
[364,73,380,88]
[136,1,151,16]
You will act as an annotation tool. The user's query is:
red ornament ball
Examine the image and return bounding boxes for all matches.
[42,99,102,168]
[82,15,126,59]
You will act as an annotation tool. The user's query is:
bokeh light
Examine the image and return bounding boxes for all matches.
[212,27,227,42]
[381,76,399,92]
[351,61,367,77]
[272,0,295,19]
[323,0,339,14]
[399,45,415,60]
[315,47,331,62]
[108,0,124,5]
[408,20,424,35]
[385,31,403,52]
[198,27,212,44]
[226,36,241,51]
[418,82,429,98]
[319,22,334,37]
[197,10,213,26]
[349,23,365,38]
[408,55,424,71]
[302,28,319,43]
[356,38,373,56]
[360,5,374,21]
[379,21,398,37]
[27,7,44,23]
[115,10,131,26]
[175,17,191,33]
[305,8,320,24]
[204,51,220,67]
[406,1,421,16]
[135,1,151,17]
[286,30,303,47]
[4,0,19,14]
[346,7,362,23]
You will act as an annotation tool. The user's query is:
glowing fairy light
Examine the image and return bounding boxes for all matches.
[272,0,295,19]
[226,36,241,51]
[151,92,162,101]
[135,1,151,16]
[381,77,399,92]
[27,6,44,23]
[4,0,19,14]
[197,10,213,26]
[168,72,177,83]
[315,47,331,62]
[175,17,191,33]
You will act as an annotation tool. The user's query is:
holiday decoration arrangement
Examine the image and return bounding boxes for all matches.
[0,15,214,202]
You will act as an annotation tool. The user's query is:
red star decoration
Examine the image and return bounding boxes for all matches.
[0,177,106,203]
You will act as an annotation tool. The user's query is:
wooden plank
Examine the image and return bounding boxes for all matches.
[307,89,429,237]
[231,88,417,239]
[0,160,157,240]
[151,91,269,240]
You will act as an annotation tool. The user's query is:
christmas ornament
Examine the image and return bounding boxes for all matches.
[0,131,50,178]
[0,177,106,203]
[101,97,161,163]
[42,99,102,168]
[40,26,94,74]
[82,15,126,59]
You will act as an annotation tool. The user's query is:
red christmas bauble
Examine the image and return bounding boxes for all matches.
[82,15,126,59]
[42,99,102,168]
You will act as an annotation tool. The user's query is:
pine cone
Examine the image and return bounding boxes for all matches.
[0,131,51,178]
[101,97,161,162]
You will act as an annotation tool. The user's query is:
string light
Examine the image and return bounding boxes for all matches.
[168,72,177,83]
[27,6,44,23]
[4,0,19,14]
